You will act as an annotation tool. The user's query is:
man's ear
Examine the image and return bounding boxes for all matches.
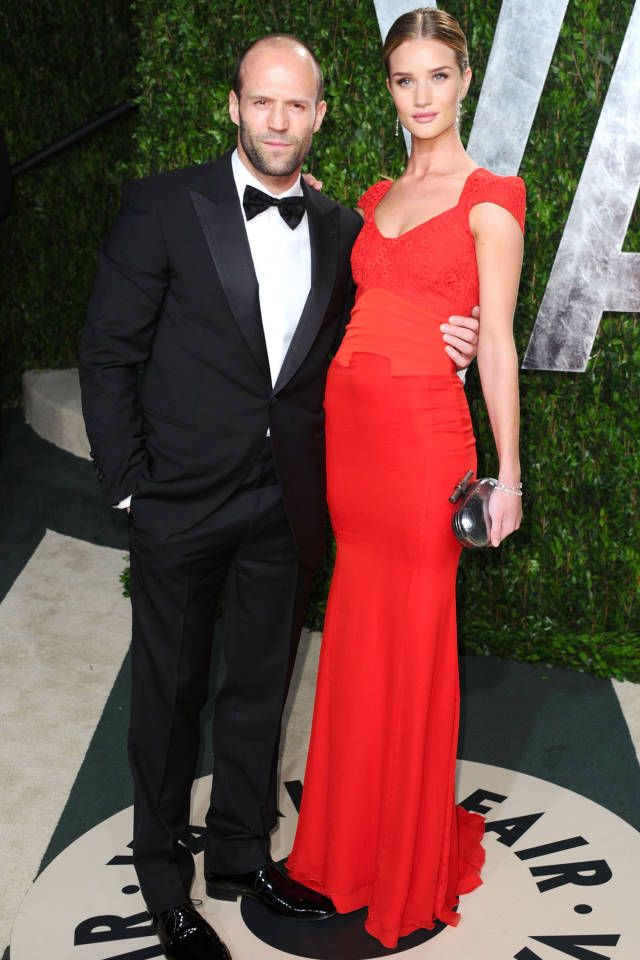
[229,90,240,127]
[312,99,327,134]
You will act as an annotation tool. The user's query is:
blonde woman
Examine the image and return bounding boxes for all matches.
[287,8,525,947]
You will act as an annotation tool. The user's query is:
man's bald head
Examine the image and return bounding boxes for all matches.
[232,34,324,103]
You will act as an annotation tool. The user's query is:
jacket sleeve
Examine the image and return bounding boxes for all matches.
[79,179,169,506]
[332,209,362,353]
[332,274,356,354]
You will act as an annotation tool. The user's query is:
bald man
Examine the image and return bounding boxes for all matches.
[80,34,479,959]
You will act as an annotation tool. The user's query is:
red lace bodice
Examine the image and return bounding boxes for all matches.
[351,168,526,317]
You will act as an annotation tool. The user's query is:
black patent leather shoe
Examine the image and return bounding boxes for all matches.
[205,860,335,920]
[152,902,231,959]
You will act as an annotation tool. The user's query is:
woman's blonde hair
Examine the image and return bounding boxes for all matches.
[383,7,469,76]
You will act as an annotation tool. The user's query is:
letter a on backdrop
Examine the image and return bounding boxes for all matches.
[524,0,640,371]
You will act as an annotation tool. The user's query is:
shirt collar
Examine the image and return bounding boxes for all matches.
[231,148,304,206]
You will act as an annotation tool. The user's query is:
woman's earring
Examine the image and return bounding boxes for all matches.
[395,116,400,137]
[456,99,464,126]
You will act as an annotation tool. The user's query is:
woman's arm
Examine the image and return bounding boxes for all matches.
[470,201,524,546]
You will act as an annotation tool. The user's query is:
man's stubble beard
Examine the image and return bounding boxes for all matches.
[238,115,313,179]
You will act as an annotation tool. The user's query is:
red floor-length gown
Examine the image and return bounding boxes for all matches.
[286,168,526,949]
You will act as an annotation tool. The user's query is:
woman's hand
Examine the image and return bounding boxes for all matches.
[302,171,323,191]
[488,488,522,547]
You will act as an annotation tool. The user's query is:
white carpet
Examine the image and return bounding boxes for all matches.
[3,530,639,956]
[0,531,131,951]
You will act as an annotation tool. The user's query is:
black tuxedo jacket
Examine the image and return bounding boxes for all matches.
[79,151,362,567]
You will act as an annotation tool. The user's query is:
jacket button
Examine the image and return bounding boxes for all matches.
[269,397,277,407]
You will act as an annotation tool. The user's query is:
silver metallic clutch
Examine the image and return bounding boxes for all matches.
[449,471,497,548]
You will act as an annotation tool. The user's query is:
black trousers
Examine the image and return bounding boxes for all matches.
[127,440,314,913]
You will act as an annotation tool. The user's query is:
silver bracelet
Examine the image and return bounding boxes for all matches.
[495,480,523,496]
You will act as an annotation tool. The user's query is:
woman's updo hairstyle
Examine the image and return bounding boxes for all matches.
[383,7,469,76]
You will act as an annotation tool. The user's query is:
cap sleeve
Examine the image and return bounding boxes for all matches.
[467,172,526,233]
[357,179,393,220]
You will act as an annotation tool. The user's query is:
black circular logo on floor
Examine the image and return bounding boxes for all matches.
[10,762,636,959]
[241,894,444,958]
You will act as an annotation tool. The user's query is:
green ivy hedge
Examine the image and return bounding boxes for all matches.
[0,0,137,403]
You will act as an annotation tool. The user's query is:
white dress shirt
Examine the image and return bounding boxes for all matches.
[231,149,311,385]
[116,150,312,509]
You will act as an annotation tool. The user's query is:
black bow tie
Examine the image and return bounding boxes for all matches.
[243,184,306,230]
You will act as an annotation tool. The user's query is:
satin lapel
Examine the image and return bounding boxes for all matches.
[274,185,339,393]
[190,163,270,379]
